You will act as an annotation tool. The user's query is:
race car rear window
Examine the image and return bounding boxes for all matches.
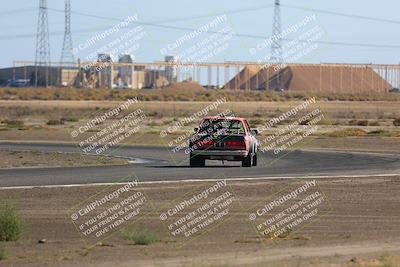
[199,119,246,135]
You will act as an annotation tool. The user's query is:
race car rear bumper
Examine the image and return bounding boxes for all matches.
[191,149,249,160]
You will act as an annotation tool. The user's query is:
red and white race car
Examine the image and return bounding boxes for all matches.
[188,116,260,167]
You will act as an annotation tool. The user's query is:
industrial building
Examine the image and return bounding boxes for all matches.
[0,66,70,87]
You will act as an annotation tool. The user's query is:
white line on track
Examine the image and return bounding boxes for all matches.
[0,173,398,190]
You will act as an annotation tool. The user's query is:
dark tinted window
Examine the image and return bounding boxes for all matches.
[199,119,245,135]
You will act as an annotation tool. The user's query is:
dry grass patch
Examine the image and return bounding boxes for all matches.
[324,128,368,137]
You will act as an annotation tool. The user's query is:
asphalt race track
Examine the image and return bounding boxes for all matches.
[0,142,399,188]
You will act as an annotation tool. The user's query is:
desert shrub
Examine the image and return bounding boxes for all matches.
[348,119,357,126]
[60,117,78,122]
[369,121,380,126]
[368,130,391,137]
[393,118,400,127]
[46,119,65,126]
[0,204,24,241]
[299,118,311,125]
[147,111,159,117]
[357,120,369,126]
[1,119,24,127]
[0,249,7,260]
[120,229,159,245]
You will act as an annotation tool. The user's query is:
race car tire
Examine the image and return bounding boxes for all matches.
[190,155,205,167]
[253,153,258,166]
[242,152,253,167]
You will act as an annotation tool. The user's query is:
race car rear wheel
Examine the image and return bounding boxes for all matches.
[242,153,253,167]
[253,153,258,166]
[190,155,205,167]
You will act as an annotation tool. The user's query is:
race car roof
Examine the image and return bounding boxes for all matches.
[202,116,246,121]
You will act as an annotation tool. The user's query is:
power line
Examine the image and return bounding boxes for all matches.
[28,7,275,39]
[56,9,400,49]
[47,5,274,25]
[2,21,400,49]
[281,4,400,25]
[3,27,400,49]
[0,4,273,37]
[44,8,400,49]
[0,7,36,16]
[152,4,274,24]
[2,4,400,50]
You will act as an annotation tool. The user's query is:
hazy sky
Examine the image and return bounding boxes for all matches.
[1,0,399,67]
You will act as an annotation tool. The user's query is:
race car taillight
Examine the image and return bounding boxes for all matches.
[197,140,214,149]
[226,140,246,150]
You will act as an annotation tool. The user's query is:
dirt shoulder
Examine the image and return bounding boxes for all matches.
[0,150,129,169]
[0,176,399,267]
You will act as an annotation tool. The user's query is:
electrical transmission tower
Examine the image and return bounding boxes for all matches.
[60,0,75,66]
[35,0,51,87]
[271,0,282,63]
